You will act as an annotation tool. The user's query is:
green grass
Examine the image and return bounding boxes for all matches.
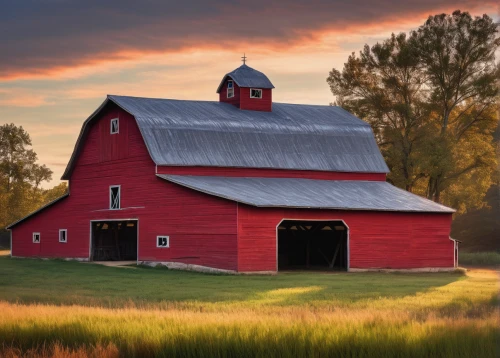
[0,257,467,308]
[0,257,498,357]
[460,251,500,266]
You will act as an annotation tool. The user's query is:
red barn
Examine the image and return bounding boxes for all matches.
[6,63,458,273]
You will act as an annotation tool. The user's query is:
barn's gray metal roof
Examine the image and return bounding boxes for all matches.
[62,94,390,179]
[216,64,275,92]
[107,95,388,172]
[158,175,455,213]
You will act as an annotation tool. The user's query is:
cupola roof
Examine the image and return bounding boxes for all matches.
[216,64,275,93]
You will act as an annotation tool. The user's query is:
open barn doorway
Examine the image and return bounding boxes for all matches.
[277,220,348,271]
[90,220,137,261]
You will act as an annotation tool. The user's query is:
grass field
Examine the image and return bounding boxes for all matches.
[0,257,498,357]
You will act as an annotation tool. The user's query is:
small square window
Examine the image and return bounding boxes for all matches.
[33,232,40,244]
[110,185,120,210]
[157,236,169,248]
[110,118,119,134]
[250,89,262,99]
[59,229,67,243]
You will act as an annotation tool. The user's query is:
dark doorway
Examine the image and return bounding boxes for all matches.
[91,220,137,261]
[278,220,348,271]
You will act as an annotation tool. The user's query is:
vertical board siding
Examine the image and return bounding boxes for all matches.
[11,104,238,271]
[157,166,387,181]
[237,205,454,272]
[98,108,129,162]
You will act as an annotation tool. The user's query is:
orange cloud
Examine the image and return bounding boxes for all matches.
[0,1,497,81]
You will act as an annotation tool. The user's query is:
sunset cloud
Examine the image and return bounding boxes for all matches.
[1,0,497,80]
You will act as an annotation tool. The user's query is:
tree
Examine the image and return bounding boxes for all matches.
[412,11,500,202]
[43,182,68,203]
[327,11,499,213]
[0,123,56,229]
[327,33,430,192]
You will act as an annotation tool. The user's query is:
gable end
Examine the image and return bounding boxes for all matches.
[61,97,155,180]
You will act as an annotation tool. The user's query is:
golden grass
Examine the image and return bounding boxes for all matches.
[0,300,498,357]
[1,343,118,358]
[0,250,10,256]
[0,265,498,357]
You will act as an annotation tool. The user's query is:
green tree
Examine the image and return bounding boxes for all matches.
[327,11,499,213]
[0,123,54,228]
[43,182,68,203]
[412,11,500,202]
[327,33,429,192]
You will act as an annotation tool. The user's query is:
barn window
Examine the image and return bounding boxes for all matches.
[33,232,40,244]
[59,229,67,243]
[110,185,120,210]
[157,236,169,248]
[250,88,262,98]
[110,118,119,134]
[227,80,234,98]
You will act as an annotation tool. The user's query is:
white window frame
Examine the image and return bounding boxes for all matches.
[110,118,119,134]
[250,88,262,99]
[227,80,234,98]
[109,185,121,210]
[59,229,67,243]
[33,232,40,244]
[157,235,170,248]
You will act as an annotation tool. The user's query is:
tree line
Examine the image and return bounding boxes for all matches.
[328,10,499,214]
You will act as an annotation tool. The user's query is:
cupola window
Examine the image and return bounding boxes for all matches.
[250,89,262,99]
[227,80,234,98]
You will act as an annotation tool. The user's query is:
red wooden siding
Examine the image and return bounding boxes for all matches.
[218,77,272,111]
[237,205,454,272]
[239,87,272,112]
[157,166,387,181]
[11,104,239,271]
[219,78,241,107]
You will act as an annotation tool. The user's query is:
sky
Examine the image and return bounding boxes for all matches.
[1,0,499,188]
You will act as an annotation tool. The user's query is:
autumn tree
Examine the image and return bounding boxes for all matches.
[412,11,500,202]
[0,123,67,230]
[327,11,499,212]
[327,32,429,192]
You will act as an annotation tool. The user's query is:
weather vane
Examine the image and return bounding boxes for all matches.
[241,53,247,65]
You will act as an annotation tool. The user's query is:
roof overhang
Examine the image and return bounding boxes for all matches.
[216,74,276,93]
[157,175,455,213]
